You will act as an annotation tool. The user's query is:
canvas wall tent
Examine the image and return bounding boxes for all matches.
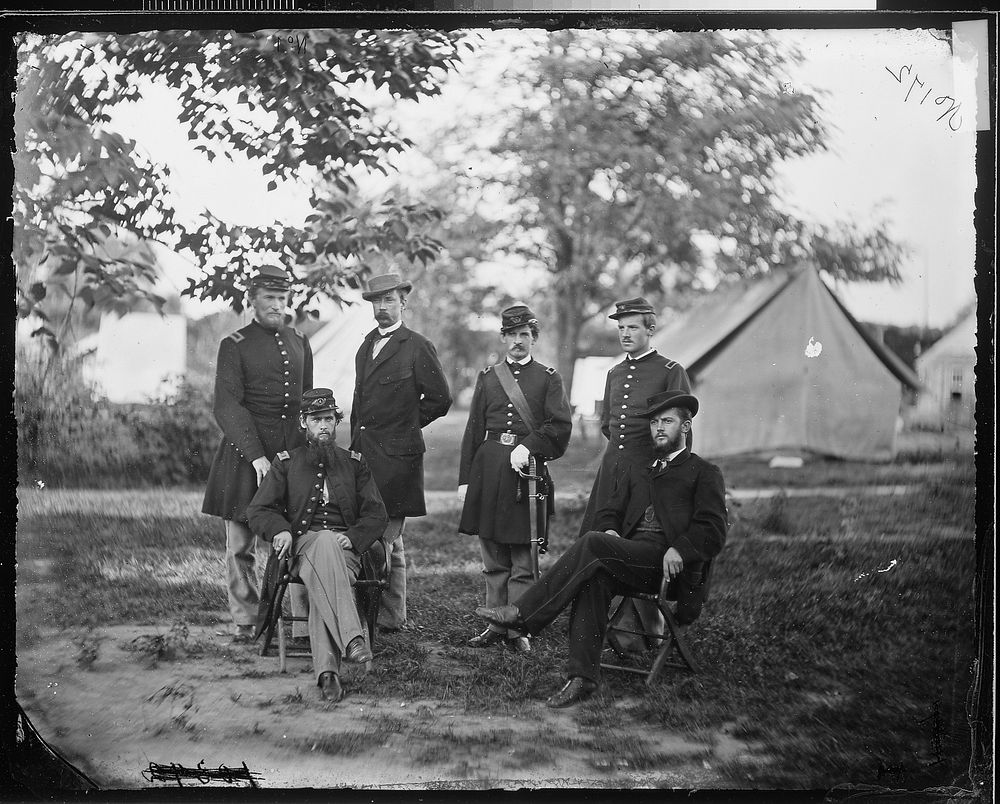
[913,309,977,428]
[649,264,922,461]
[308,297,378,421]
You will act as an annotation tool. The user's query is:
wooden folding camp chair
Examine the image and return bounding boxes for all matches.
[255,539,389,673]
[600,560,713,687]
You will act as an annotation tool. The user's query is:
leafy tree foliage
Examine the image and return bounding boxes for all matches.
[13,28,468,352]
[480,30,905,390]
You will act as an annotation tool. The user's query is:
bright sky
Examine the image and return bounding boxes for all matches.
[107,25,980,330]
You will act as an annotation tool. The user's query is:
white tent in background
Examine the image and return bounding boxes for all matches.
[913,308,977,428]
[309,297,377,421]
[89,312,187,403]
[649,263,921,461]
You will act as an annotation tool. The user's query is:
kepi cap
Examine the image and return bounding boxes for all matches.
[609,297,656,320]
[362,273,413,301]
[249,265,293,292]
[642,390,699,418]
[301,388,340,417]
[500,303,538,334]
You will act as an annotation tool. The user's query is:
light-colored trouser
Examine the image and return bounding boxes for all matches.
[378,518,407,629]
[224,520,308,629]
[291,529,364,681]
[479,538,533,639]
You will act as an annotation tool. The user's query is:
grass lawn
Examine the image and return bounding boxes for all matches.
[15,463,979,790]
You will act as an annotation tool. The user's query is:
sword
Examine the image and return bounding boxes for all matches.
[518,456,548,581]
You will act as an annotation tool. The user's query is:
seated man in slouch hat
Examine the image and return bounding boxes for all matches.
[474,390,727,708]
[247,388,388,702]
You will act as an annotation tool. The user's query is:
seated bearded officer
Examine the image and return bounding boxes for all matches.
[246,389,388,703]
[474,390,728,708]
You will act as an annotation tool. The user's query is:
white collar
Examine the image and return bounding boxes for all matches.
[625,348,654,362]
[377,321,403,338]
[507,355,532,366]
[655,446,685,466]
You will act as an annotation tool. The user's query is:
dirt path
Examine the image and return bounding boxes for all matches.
[15,624,757,791]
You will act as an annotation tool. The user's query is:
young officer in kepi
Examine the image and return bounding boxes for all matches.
[579,297,691,534]
[457,304,573,653]
[201,265,313,643]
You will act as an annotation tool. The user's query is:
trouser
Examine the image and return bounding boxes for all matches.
[515,531,665,684]
[378,518,406,628]
[225,520,308,630]
[291,529,364,682]
[479,538,534,639]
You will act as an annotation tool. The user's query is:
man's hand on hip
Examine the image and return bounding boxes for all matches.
[273,531,293,560]
[510,444,530,471]
[662,547,683,581]
[252,456,271,486]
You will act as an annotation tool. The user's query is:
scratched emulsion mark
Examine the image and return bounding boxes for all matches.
[142,759,261,787]
[853,559,900,582]
[804,337,823,358]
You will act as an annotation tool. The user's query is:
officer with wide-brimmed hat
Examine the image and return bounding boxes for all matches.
[457,303,573,652]
[350,272,452,632]
[202,265,313,642]
[473,389,727,707]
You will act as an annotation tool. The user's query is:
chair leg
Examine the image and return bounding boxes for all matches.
[277,615,287,674]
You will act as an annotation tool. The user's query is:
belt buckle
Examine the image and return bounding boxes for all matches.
[499,433,516,446]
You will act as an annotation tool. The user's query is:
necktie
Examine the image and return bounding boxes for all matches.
[372,332,390,359]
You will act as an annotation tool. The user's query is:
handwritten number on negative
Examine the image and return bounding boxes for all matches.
[885,63,912,83]
[904,75,925,103]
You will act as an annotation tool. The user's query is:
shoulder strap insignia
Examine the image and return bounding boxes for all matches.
[350,450,363,462]
[276,450,290,461]
[545,366,556,375]
[664,358,677,369]
[227,331,245,344]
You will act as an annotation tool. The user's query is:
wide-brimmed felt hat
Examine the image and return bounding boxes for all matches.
[500,303,538,334]
[609,297,656,320]
[642,390,699,418]
[361,273,413,301]
[248,265,293,292]
[301,388,339,416]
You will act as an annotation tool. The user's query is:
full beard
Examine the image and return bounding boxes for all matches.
[653,435,684,457]
[305,434,339,464]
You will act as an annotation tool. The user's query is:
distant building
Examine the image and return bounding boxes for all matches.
[912,309,977,429]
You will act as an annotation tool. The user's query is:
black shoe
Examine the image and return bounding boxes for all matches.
[507,636,531,653]
[231,624,254,644]
[475,605,522,629]
[467,628,505,648]
[345,636,373,664]
[318,671,343,702]
[546,677,598,709]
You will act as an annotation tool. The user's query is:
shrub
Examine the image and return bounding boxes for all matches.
[16,348,219,488]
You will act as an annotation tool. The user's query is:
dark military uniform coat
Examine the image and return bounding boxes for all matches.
[458,359,573,544]
[246,444,388,554]
[350,324,452,517]
[579,349,691,534]
[202,319,313,523]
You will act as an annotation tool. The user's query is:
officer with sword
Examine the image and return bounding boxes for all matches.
[457,304,573,653]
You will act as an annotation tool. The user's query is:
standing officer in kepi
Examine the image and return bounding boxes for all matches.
[579,297,691,534]
[351,272,452,632]
[202,265,313,643]
[458,304,573,653]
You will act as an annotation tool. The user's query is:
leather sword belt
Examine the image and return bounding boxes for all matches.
[485,431,519,446]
